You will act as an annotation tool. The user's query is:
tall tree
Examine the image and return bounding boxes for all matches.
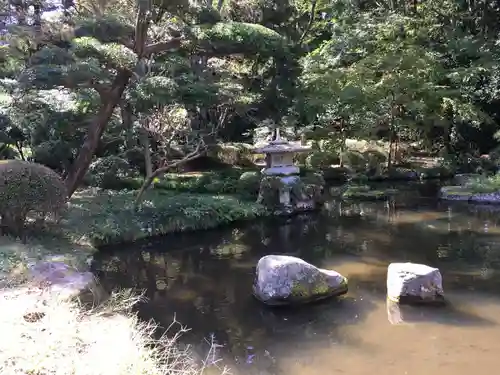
[15,0,290,197]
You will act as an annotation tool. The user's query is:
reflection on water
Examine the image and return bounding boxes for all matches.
[93,183,500,375]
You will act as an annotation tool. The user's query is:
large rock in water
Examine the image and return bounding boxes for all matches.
[387,262,444,304]
[253,255,348,306]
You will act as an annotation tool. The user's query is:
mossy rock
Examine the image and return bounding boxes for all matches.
[439,186,474,201]
[342,185,398,201]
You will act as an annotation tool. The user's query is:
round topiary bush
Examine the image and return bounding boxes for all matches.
[238,171,261,196]
[0,160,68,235]
[87,156,132,189]
[306,151,339,169]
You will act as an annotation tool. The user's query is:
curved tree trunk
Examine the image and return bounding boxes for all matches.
[64,71,131,197]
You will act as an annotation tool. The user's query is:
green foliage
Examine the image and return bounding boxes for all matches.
[74,17,135,44]
[0,160,67,236]
[306,150,339,169]
[31,141,74,173]
[238,171,261,196]
[192,22,288,56]
[463,175,500,194]
[87,156,135,189]
[208,143,255,166]
[257,176,285,209]
[65,189,267,246]
[301,172,325,187]
[155,170,261,197]
[29,46,75,66]
[72,37,137,71]
[83,169,262,197]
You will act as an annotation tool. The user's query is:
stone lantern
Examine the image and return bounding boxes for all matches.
[252,129,324,214]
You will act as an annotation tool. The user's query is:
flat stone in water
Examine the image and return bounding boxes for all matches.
[253,255,348,306]
[387,262,444,305]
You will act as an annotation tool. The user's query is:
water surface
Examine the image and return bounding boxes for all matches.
[93,183,500,375]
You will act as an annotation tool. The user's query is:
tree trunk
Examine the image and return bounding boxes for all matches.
[120,101,135,150]
[64,71,131,197]
[339,118,346,168]
[140,128,153,178]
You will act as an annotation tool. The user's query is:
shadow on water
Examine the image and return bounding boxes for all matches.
[387,299,495,327]
[92,181,500,374]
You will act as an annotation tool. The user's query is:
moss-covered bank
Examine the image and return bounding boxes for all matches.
[319,165,454,183]
[64,188,267,247]
[440,174,500,204]
[0,187,267,277]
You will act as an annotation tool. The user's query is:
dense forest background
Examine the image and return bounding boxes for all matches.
[1,0,500,198]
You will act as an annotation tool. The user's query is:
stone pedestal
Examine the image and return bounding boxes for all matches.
[252,132,323,215]
[257,173,324,215]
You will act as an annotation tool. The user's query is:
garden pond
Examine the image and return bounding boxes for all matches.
[92,180,500,375]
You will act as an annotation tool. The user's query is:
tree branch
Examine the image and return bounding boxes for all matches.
[143,38,183,57]
[298,0,318,45]
[63,77,109,98]
[134,140,207,206]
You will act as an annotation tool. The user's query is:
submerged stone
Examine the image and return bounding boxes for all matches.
[387,262,444,304]
[440,185,500,204]
[253,255,348,306]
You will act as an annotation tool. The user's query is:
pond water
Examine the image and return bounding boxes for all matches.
[92,181,500,375]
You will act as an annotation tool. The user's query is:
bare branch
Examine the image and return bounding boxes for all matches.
[134,141,207,206]
[134,105,224,206]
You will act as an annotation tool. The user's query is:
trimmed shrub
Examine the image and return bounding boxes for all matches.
[238,171,261,196]
[0,160,67,235]
[341,150,367,171]
[31,140,73,174]
[208,143,255,166]
[306,150,339,169]
[87,156,133,189]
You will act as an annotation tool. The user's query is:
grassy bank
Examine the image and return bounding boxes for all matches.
[0,286,221,375]
[0,183,241,374]
[462,174,500,193]
[0,186,266,278]
[440,174,500,203]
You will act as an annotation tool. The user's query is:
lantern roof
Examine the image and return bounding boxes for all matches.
[252,129,312,154]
